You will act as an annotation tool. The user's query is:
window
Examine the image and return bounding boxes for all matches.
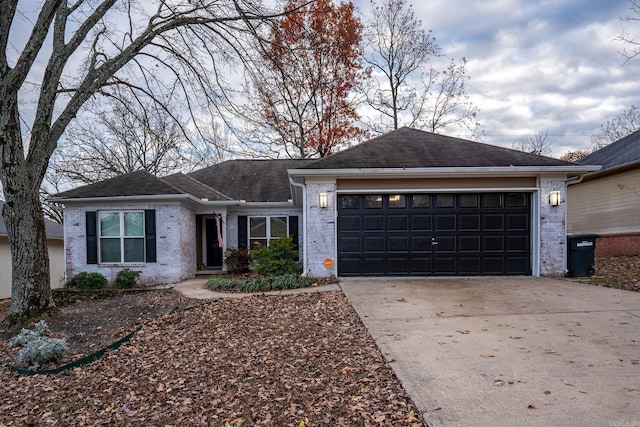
[412,195,430,208]
[99,211,145,263]
[249,216,288,250]
[388,195,406,208]
[436,194,454,208]
[365,195,383,208]
[340,195,358,209]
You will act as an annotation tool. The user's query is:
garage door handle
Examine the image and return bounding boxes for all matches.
[431,238,439,245]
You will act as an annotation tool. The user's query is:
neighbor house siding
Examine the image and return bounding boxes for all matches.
[568,168,640,236]
[0,236,65,300]
[64,202,196,286]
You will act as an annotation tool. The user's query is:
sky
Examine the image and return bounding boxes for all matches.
[354,0,640,156]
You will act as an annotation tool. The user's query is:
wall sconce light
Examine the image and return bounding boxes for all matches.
[319,192,328,208]
[549,191,561,207]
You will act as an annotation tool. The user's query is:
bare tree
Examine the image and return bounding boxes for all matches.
[0,0,284,321]
[512,130,554,156]
[617,0,640,63]
[559,149,592,163]
[363,0,480,136]
[590,105,640,148]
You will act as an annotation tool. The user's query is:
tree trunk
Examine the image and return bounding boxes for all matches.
[2,170,54,322]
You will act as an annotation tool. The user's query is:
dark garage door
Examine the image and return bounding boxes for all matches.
[337,193,531,276]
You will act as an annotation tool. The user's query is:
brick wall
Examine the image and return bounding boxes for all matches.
[64,202,196,286]
[595,233,640,257]
[539,178,567,276]
[305,182,337,278]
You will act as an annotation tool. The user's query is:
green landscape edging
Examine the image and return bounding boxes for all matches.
[7,326,142,376]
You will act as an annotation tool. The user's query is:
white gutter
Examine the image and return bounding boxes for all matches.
[288,165,601,179]
[288,176,308,277]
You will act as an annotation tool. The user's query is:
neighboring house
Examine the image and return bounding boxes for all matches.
[0,201,65,299]
[52,127,597,284]
[568,130,640,256]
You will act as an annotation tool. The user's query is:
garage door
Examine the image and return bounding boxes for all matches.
[337,193,531,276]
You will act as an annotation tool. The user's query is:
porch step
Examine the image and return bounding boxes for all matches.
[195,269,225,276]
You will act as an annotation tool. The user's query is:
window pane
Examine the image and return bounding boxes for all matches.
[340,195,358,209]
[388,195,406,208]
[124,212,144,237]
[124,238,144,262]
[459,194,478,208]
[100,212,120,237]
[507,193,527,207]
[436,194,454,208]
[482,193,502,208]
[100,238,121,263]
[250,239,267,250]
[270,217,288,238]
[250,217,267,238]
[365,195,382,208]
[412,195,430,208]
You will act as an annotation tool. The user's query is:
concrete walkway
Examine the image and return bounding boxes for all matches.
[341,277,640,427]
[174,277,341,299]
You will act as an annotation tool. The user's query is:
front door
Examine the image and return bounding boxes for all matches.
[205,218,223,268]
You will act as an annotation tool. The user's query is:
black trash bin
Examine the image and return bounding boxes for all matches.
[566,233,599,277]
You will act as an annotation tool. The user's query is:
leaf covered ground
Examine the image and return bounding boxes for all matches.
[0,291,423,426]
[587,255,640,292]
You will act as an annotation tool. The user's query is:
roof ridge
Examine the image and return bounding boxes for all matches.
[163,172,234,201]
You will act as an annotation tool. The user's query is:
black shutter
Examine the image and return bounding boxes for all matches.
[238,216,248,249]
[289,216,299,251]
[86,211,98,264]
[145,209,156,262]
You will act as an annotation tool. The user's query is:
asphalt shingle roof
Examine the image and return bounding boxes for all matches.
[53,170,185,199]
[301,127,573,169]
[187,159,313,202]
[578,129,640,170]
[162,173,233,201]
[0,201,64,239]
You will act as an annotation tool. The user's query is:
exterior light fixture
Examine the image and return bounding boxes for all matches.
[319,192,328,208]
[549,191,561,207]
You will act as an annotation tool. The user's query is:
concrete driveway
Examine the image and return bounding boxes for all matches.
[340,277,640,427]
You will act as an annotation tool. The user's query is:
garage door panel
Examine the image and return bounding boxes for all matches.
[411,236,431,252]
[388,236,408,252]
[411,257,432,274]
[411,215,432,231]
[340,236,361,253]
[364,216,384,230]
[483,236,504,252]
[388,215,409,230]
[507,213,529,230]
[388,257,409,274]
[338,258,361,275]
[505,257,529,274]
[433,257,456,274]
[507,235,529,252]
[459,257,481,274]
[435,215,456,231]
[483,257,505,274]
[364,236,384,252]
[435,236,456,252]
[483,214,504,230]
[459,236,480,252]
[364,258,385,274]
[339,216,361,232]
[459,214,480,230]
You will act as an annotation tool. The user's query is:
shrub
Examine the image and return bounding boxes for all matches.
[10,320,69,370]
[250,236,300,276]
[64,272,107,290]
[115,268,142,289]
[224,247,251,273]
[208,273,315,293]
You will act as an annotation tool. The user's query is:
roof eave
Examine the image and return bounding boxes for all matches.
[49,194,239,205]
[288,165,601,179]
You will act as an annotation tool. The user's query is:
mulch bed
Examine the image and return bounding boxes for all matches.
[0,291,423,426]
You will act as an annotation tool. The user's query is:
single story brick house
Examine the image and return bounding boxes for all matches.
[568,129,640,256]
[52,128,598,284]
[1,201,65,299]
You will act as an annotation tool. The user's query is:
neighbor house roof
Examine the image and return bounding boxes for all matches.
[301,127,574,170]
[188,159,312,202]
[578,129,640,172]
[0,201,64,239]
